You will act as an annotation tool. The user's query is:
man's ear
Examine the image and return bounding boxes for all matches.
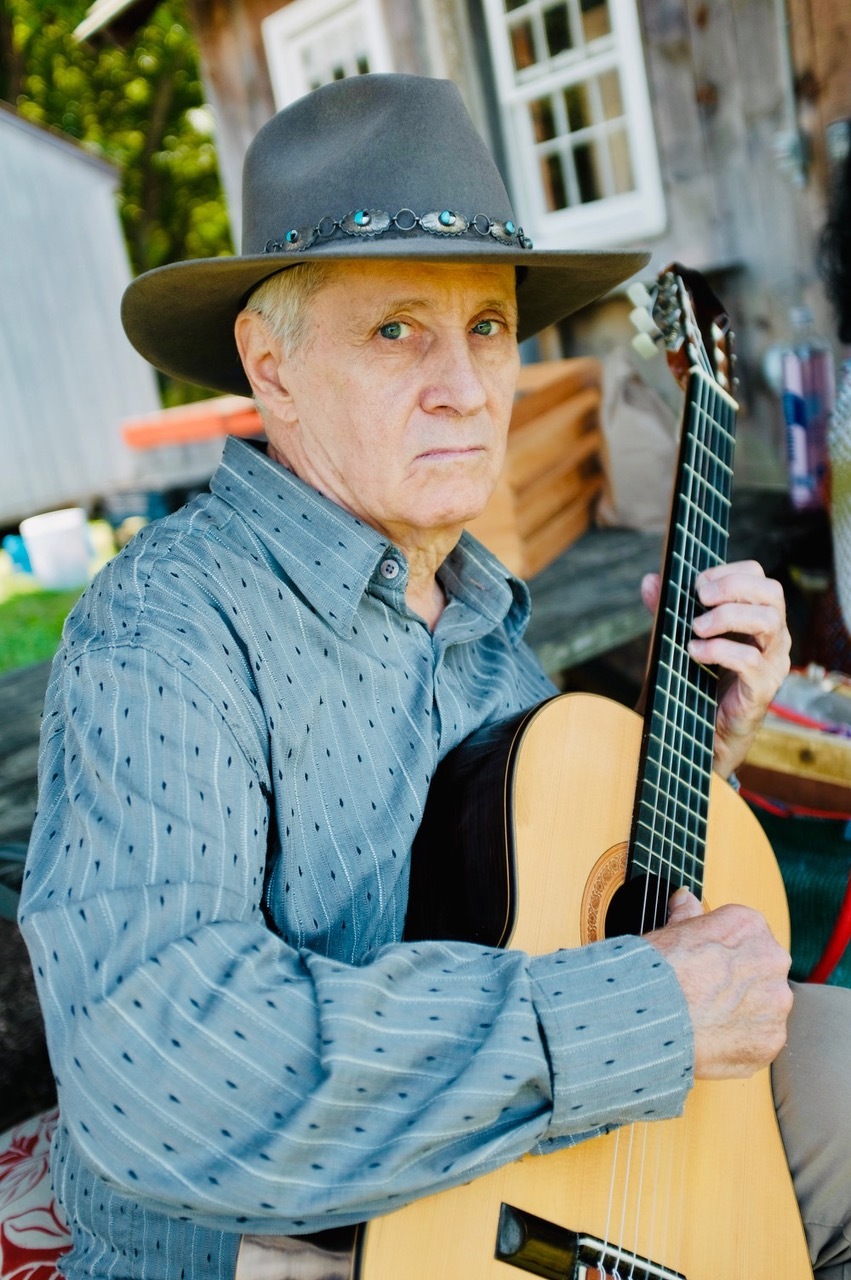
[234,311,298,425]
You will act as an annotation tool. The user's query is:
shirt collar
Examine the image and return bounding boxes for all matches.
[211,437,530,643]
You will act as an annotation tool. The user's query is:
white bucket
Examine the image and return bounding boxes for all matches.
[20,507,92,590]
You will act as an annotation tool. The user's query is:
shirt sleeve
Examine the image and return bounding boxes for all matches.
[20,642,694,1236]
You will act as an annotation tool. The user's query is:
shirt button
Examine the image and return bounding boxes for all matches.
[379,558,400,580]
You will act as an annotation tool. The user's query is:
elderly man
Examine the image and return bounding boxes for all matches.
[19,74,851,1280]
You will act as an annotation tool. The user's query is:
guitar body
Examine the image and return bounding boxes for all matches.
[359,693,811,1280]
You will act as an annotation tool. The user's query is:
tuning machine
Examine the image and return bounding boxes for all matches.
[627,281,664,359]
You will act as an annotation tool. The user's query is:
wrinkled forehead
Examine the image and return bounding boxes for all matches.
[310,258,519,311]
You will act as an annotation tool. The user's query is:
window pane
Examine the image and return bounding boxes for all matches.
[608,127,635,193]
[529,95,557,142]
[541,152,569,210]
[598,68,623,119]
[574,139,606,201]
[504,0,527,10]
[356,54,370,74]
[580,0,611,42]
[563,81,592,131]
[544,3,573,57]
[510,18,538,70]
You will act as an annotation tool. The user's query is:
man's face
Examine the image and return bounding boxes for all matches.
[263,259,520,551]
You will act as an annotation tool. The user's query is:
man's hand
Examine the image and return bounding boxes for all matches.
[641,560,791,778]
[646,889,793,1079]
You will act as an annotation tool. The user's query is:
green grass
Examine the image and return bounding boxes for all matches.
[0,587,84,673]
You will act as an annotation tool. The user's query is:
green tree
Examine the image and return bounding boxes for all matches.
[0,0,233,401]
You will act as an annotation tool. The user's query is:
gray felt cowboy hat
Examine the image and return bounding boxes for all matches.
[122,74,650,396]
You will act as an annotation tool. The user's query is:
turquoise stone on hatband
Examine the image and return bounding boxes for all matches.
[421,210,469,236]
[341,209,393,236]
[265,210,531,253]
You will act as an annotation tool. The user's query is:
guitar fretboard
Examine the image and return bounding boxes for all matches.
[628,367,737,916]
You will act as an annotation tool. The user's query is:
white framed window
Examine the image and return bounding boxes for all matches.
[262,0,394,109]
[482,0,666,249]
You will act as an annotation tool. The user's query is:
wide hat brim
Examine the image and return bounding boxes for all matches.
[122,243,649,396]
[121,74,650,396]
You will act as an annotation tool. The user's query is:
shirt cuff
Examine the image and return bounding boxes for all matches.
[528,936,694,1140]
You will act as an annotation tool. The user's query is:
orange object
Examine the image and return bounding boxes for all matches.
[122,396,263,449]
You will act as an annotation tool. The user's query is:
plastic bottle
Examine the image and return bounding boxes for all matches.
[781,306,835,510]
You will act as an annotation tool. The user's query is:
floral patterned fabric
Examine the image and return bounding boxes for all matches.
[0,1109,70,1280]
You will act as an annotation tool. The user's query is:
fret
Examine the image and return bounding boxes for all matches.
[682,439,734,477]
[690,387,737,428]
[677,468,732,505]
[636,800,709,846]
[654,645,718,696]
[655,642,719,692]
[633,839,707,886]
[639,757,711,808]
[629,840,705,884]
[646,734,715,773]
[647,703,716,753]
[642,747,714,788]
[668,540,723,573]
[639,774,711,826]
[676,495,730,540]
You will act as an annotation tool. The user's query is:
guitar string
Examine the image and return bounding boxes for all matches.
[667,376,735,1276]
[609,361,705,1278]
[616,323,705,1276]
[634,366,730,1274]
[671,371,720,1274]
[656,368,715,1277]
[672,374,736,1274]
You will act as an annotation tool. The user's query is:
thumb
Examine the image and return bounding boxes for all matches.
[667,887,703,922]
[640,572,661,614]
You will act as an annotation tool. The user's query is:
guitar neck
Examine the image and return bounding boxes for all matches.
[628,367,738,908]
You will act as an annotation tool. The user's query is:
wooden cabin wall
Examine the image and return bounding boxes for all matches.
[561,0,839,489]
[788,0,851,185]
[186,0,281,238]
[185,0,503,239]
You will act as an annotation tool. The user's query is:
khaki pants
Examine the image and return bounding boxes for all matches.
[773,981,851,1278]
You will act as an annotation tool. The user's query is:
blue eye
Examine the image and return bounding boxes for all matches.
[379,321,406,339]
[472,319,499,336]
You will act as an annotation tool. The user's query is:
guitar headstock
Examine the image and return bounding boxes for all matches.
[628,262,736,397]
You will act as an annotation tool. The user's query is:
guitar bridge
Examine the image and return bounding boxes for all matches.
[496,1204,687,1280]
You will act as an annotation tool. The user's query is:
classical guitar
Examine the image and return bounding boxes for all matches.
[235,267,811,1280]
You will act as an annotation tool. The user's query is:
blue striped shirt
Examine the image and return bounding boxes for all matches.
[20,438,693,1279]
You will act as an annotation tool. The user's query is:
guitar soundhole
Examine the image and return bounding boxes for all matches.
[606,873,671,937]
[581,845,692,942]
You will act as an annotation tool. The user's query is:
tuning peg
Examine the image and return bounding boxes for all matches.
[629,306,662,336]
[626,282,654,309]
[631,331,660,360]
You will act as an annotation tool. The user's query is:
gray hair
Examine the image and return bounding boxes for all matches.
[243,261,333,357]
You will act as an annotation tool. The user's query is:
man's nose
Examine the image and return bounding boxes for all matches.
[421,333,488,417]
